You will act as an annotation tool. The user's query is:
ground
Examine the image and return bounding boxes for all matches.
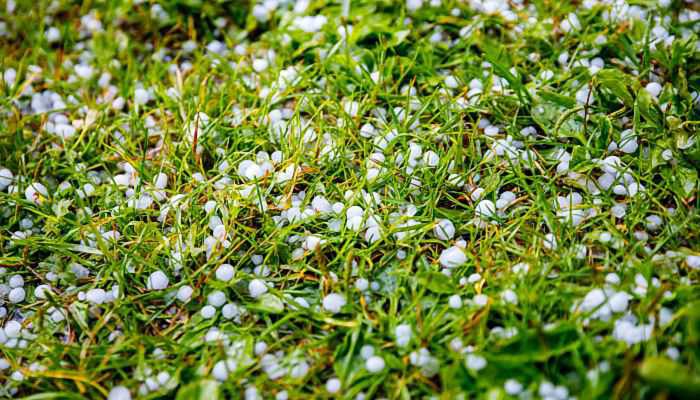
[0,0,700,399]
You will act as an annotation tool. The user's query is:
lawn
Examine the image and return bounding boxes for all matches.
[0,0,699,399]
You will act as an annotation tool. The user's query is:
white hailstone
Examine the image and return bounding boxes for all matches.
[276,391,289,400]
[154,173,168,189]
[666,346,680,360]
[359,123,376,138]
[343,100,360,117]
[8,274,23,288]
[8,287,25,303]
[326,378,341,394]
[395,324,412,347]
[147,271,169,290]
[134,87,151,105]
[365,226,382,243]
[645,215,663,231]
[322,293,346,314]
[355,278,369,291]
[645,82,663,98]
[360,345,374,359]
[0,168,13,190]
[512,262,529,274]
[406,0,423,12]
[473,294,489,308]
[619,129,638,153]
[439,246,467,268]
[422,150,440,167]
[444,75,459,89]
[177,285,193,302]
[467,273,482,284]
[448,295,462,309]
[4,321,21,338]
[600,156,622,175]
[605,273,621,286]
[221,303,240,319]
[613,319,653,345]
[543,233,557,250]
[45,26,61,42]
[465,354,487,371]
[433,219,455,240]
[687,255,700,270]
[475,199,496,219]
[201,305,216,319]
[611,204,626,218]
[34,284,51,299]
[365,356,385,373]
[252,58,269,73]
[504,379,523,395]
[248,279,268,299]
[0,358,10,370]
[609,292,630,313]
[216,264,235,282]
[484,125,499,136]
[661,149,674,161]
[303,235,322,251]
[108,386,132,400]
[501,289,518,305]
[86,288,107,304]
[208,290,227,307]
[212,359,234,381]
[25,182,48,204]
[312,196,332,213]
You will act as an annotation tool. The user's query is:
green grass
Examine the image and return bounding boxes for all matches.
[0,0,699,399]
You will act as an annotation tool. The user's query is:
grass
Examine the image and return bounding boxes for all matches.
[0,0,699,399]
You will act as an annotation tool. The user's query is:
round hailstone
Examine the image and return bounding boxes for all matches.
[465,354,487,371]
[8,275,23,288]
[34,284,51,299]
[609,292,630,313]
[25,182,48,204]
[0,168,13,191]
[215,264,235,282]
[154,173,168,189]
[8,287,25,303]
[147,271,169,290]
[473,294,489,308]
[645,82,662,98]
[325,378,341,394]
[4,321,22,338]
[208,291,227,307]
[448,295,462,309]
[475,199,496,219]
[439,246,467,268]
[201,305,216,319]
[687,255,700,270]
[212,360,232,381]
[322,293,346,314]
[504,379,523,395]
[248,279,268,299]
[365,355,386,373]
[86,288,107,305]
[433,219,455,241]
[395,324,412,347]
[108,386,132,400]
[177,285,193,302]
[360,345,374,360]
[303,235,322,251]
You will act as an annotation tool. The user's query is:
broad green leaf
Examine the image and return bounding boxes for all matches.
[596,69,634,106]
[639,357,700,397]
[175,379,220,400]
[417,270,455,294]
